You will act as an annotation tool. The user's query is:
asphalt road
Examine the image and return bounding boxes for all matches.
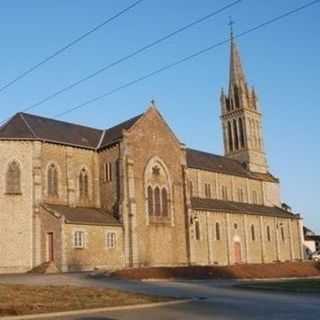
[0,273,319,319]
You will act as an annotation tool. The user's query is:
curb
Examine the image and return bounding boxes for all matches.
[238,275,320,282]
[0,299,191,320]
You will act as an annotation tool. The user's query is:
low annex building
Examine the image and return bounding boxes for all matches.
[304,226,320,259]
[0,34,304,273]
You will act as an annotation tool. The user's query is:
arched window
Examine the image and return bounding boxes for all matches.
[205,183,211,198]
[221,185,228,200]
[189,180,193,197]
[233,119,239,150]
[252,191,258,204]
[147,186,154,215]
[215,222,221,241]
[238,118,245,148]
[79,168,89,200]
[48,164,58,196]
[104,161,112,182]
[267,225,271,242]
[237,188,244,202]
[6,161,21,194]
[154,187,161,216]
[145,157,172,222]
[226,97,231,112]
[195,219,200,240]
[251,225,255,241]
[161,188,168,216]
[228,121,233,152]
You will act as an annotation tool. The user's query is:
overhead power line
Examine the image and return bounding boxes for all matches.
[0,0,144,94]
[54,0,320,119]
[3,0,242,120]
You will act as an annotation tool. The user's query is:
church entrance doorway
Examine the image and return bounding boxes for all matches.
[47,232,54,262]
[234,241,242,264]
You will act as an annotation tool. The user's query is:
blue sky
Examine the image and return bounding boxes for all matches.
[0,0,319,232]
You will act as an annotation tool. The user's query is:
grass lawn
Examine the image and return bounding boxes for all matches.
[0,284,169,316]
[237,279,320,294]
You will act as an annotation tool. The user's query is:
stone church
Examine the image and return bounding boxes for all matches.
[0,35,304,273]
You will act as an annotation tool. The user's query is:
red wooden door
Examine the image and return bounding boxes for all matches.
[47,233,54,262]
[234,242,242,264]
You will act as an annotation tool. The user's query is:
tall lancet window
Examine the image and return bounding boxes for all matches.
[154,187,161,216]
[145,157,172,224]
[238,118,245,148]
[161,188,169,216]
[48,163,59,197]
[79,168,89,200]
[147,186,154,216]
[6,161,21,194]
[233,119,239,150]
[228,121,233,152]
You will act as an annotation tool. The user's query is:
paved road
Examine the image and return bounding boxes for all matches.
[0,273,319,319]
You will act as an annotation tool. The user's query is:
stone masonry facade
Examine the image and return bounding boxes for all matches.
[0,35,304,273]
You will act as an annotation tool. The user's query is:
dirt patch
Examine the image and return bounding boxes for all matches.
[111,262,320,280]
[0,284,169,316]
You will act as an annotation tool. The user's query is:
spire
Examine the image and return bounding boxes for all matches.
[228,20,247,94]
[219,19,268,173]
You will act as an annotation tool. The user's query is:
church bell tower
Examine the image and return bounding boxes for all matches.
[220,29,268,173]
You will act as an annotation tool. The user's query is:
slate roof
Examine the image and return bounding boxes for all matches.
[99,114,143,149]
[305,235,320,241]
[0,112,142,150]
[304,226,315,236]
[186,148,278,183]
[0,112,279,184]
[43,204,121,226]
[191,197,299,219]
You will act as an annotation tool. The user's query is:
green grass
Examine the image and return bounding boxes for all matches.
[237,279,320,294]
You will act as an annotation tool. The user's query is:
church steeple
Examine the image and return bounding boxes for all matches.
[220,28,268,173]
[229,31,247,94]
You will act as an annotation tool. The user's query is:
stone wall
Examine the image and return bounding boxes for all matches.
[123,108,189,267]
[98,145,120,216]
[187,168,276,206]
[63,223,124,271]
[189,210,303,265]
[40,143,100,208]
[39,208,64,270]
[0,141,34,273]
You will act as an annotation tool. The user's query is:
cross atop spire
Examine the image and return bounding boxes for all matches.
[228,16,235,39]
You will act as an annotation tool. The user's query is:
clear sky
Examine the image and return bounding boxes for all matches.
[0,0,319,232]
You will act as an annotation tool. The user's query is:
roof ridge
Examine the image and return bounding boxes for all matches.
[0,113,17,131]
[96,129,106,150]
[19,113,39,139]
[20,112,103,132]
[190,197,298,218]
[104,113,144,132]
[187,147,243,163]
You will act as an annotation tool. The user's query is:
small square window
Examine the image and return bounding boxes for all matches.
[234,223,238,230]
